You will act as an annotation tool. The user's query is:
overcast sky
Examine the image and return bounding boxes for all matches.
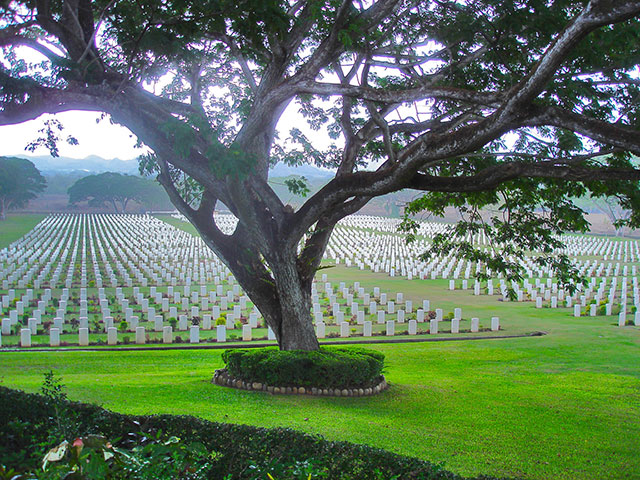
[1,111,143,160]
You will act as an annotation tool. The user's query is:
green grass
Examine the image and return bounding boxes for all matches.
[2,274,639,479]
[0,214,46,249]
[2,213,640,479]
[154,213,200,236]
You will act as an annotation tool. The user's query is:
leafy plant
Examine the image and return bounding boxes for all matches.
[40,433,216,480]
[222,347,384,389]
[40,370,71,440]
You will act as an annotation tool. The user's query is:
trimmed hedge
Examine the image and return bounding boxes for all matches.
[0,386,510,480]
[221,346,385,389]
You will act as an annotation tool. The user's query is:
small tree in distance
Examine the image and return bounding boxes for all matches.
[2,1,640,350]
[68,172,156,213]
[0,157,46,220]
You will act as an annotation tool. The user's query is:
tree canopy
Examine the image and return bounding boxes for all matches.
[0,156,46,220]
[2,0,640,350]
[67,172,164,213]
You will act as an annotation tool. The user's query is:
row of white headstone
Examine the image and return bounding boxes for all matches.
[6,313,501,347]
[1,214,233,290]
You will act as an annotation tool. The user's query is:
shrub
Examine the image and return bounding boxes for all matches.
[221,347,385,389]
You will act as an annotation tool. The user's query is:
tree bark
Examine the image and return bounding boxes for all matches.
[267,251,319,351]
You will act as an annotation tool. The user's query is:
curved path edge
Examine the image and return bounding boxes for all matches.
[0,331,547,353]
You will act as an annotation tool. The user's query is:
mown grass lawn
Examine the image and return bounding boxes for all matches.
[0,214,46,249]
[1,214,639,479]
[2,291,639,480]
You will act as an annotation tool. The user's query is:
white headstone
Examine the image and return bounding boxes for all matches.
[470,317,479,333]
[340,322,350,338]
[405,300,412,313]
[242,324,252,341]
[163,326,172,343]
[107,327,117,345]
[385,320,395,336]
[430,318,438,334]
[20,328,31,347]
[491,317,500,331]
[135,326,146,344]
[2,318,11,335]
[451,318,459,334]
[79,327,89,346]
[316,321,325,339]
[190,325,200,343]
[155,315,164,332]
[363,320,372,337]
[408,319,417,335]
[50,328,60,347]
[28,318,38,334]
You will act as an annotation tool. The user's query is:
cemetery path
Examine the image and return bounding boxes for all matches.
[0,330,546,353]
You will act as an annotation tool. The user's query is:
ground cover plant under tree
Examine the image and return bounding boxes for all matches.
[2,1,640,350]
[221,346,385,389]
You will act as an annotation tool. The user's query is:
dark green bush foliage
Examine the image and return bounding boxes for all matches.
[0,386,511,480]
[221,347,385,389]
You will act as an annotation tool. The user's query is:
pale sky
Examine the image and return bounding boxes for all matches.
[0,103,330,162]
[1,111,143,160]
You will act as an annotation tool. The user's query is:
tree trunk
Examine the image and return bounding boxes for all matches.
[0,198,5,220]
[267,253,319,351]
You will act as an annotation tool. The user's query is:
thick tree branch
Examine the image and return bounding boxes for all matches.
[296,218,335,286]
[295,82,504,107]
[0,34,67,64]
[526,105,640,156]
[407,162,640,193]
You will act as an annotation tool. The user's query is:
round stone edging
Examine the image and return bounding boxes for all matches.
[212,368,388,397]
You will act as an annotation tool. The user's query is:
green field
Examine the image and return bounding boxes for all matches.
[0,214,46,249]
[1,215,640,479]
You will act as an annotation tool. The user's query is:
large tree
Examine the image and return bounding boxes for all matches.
[2,1,640,350]
[0,156,46,220]
[68,172,166,212]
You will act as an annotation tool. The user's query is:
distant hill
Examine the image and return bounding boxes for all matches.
[12,154,140,174]
[12,154,335,178]
[269,162,333,179]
